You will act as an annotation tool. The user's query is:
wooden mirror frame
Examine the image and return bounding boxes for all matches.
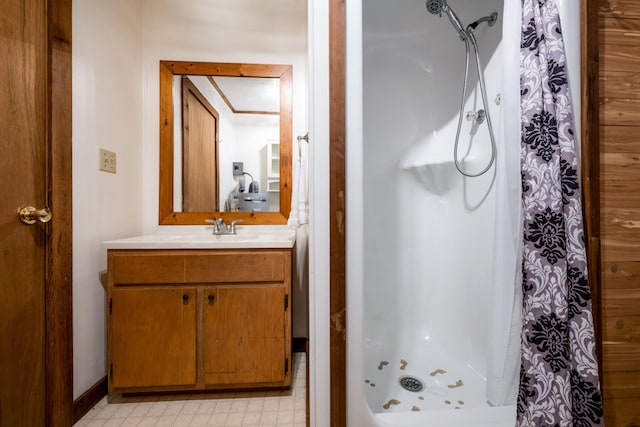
[159,61,293,225]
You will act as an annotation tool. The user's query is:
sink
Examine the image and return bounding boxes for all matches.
[102,226,296,249]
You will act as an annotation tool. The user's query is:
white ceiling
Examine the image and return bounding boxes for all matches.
[212,76,280,113]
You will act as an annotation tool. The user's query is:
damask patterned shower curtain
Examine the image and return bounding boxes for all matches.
[517,0,604,426]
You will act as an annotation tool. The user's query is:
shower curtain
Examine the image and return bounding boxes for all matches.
[517,0,603,425]
[487,0,523,407]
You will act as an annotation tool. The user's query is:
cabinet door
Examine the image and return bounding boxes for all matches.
[110,287,197,389]
[204,285,286,385]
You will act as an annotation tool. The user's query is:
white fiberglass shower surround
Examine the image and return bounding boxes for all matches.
[345,1,580,426]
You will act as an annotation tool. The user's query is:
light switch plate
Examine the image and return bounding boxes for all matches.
[100,148,116,173]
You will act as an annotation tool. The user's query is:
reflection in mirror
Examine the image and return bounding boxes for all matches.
[175,75,281,213]
[179,77,220,212]
[159,61,292,225]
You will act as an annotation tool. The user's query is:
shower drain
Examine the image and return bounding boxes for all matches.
[398,375,424,392]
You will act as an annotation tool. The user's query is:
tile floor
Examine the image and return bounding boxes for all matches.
[75,353,307,427]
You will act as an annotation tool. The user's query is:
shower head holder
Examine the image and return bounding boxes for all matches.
[468,12,499,32]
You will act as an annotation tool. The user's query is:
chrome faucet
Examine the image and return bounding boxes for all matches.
[205,218,243,235]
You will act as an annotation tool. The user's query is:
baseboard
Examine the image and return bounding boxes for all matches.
[73,376,107,423]
[293,337,308,353]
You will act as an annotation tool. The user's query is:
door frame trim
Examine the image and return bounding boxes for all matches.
[45,0,74,425]
[579,0,602,379]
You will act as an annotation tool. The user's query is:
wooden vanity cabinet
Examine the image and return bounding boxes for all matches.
[106,248,292,396]
[110,286,197,389]
[203,284,286,385]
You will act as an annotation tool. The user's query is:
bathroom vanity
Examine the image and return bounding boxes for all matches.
[103,228,295,398]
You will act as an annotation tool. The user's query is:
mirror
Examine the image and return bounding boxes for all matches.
[159,61,292,225]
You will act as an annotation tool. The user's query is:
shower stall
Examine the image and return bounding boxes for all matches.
[345,0,581,425]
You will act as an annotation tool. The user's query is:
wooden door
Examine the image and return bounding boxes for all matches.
[203,285,288,385]
[109,287,197,389]
[182,77,219,212]
[0,0,72,426]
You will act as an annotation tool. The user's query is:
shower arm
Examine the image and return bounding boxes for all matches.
[467,12,499,31]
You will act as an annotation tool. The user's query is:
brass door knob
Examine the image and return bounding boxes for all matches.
[18,206,52,225]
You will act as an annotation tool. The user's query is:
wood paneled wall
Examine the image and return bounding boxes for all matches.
[600,1,640,425]
[329,0,346,425]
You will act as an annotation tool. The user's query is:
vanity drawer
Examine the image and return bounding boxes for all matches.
[110,252,186,284]
[109,250,288,285]
[185,252,285,282]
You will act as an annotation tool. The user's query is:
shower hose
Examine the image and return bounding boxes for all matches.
[452,28,497,177]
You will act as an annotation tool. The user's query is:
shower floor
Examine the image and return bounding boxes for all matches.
[364,338,490,414]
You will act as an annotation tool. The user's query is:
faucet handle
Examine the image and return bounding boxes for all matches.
[206,217,226,234]
[205,218,224,224]
[205,218,216,230]
[229,219,243,234]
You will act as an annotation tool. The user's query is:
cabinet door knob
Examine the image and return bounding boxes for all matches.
[208,294,215,304]
[182,294,189,303]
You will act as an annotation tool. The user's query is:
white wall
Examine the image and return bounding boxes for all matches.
[72,0,144,399]
[235,116,280,195]
[308,0,331,424]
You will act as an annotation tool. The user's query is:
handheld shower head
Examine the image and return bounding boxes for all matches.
[425,0,444,15]
[425,0,467,40]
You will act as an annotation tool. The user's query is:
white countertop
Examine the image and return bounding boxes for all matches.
[102,225,296,250]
